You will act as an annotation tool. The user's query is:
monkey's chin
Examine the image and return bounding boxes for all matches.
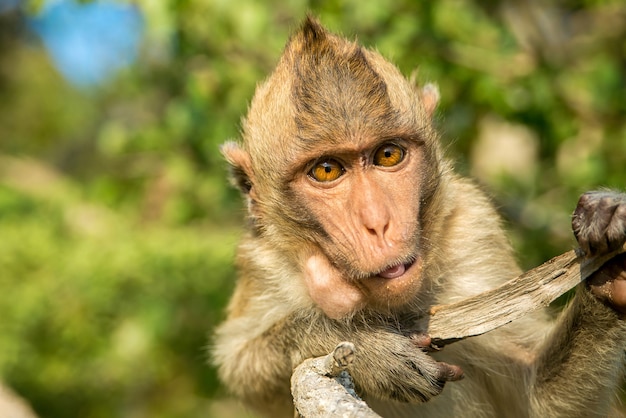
[361,258,423,309]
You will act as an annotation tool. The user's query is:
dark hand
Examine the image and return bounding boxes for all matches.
[572,191,626,315]
[572,191,626,256]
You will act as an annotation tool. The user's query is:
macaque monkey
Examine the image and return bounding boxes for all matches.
[213,16,626,418]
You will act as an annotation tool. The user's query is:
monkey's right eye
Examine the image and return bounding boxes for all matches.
[309,159,345,182]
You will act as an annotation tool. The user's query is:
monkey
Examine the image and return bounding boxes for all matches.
[212,16,626,418]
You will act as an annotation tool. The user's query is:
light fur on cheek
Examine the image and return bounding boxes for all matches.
[303,250,366,319]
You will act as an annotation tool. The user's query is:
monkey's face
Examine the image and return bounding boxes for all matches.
[289,135,428,310]
[224,17,442,314]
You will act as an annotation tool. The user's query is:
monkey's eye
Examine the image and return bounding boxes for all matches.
[373,143,405,167]
[309,159,345,182]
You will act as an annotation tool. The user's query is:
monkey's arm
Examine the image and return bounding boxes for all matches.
[531,280,626,417]
[214,297,462,416]
[530,192,626,417]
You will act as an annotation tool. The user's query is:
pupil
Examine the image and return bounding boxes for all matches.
[324,164,332,173]
[385,150,392,158]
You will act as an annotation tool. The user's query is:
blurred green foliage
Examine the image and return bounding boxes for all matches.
[0,0,625,417]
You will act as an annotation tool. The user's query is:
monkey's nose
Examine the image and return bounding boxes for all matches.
[360,202,391,241]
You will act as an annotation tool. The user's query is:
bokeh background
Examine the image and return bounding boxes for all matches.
[1,0,625,417]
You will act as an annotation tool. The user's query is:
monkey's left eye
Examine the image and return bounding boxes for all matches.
[309,159,345,182]
[373,143,405,167]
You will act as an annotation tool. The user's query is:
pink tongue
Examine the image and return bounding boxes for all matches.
[379,264,406,279]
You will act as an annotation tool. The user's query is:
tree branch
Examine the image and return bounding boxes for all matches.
[425,243,626,345]
[291,342,381,418]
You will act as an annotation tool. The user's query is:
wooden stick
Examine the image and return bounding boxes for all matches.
[291,342,381,418]
[426,244,626,345]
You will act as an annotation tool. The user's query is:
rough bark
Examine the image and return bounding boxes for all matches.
[291,342,381,418]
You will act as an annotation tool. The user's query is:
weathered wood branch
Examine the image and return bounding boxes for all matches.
[291,342,381,418]
[426,243,626,345]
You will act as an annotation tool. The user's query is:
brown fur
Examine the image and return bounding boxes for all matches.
[213,16,626,417]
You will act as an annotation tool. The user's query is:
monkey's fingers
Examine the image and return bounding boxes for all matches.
[408,333,441,352]
[435,361,464,382]
[407,336,464,382]
[331,342,355,370]
[572,191,626,256]
[587,253,626,316]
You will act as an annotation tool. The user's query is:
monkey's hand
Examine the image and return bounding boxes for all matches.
[348,329,463,403]
[572,191,626,315]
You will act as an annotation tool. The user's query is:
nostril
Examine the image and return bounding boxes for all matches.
[365,222,390,241]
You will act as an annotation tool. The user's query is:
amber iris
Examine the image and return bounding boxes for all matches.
[373,143,405,167]
[309,159,344,182]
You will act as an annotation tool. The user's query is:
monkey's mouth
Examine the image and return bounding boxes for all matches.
[361,257,423,308]
[377,261,415,279]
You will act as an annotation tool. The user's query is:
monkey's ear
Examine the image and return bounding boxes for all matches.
[221,141,261,218]
[221,141,255,195]
[420,83,440,118]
